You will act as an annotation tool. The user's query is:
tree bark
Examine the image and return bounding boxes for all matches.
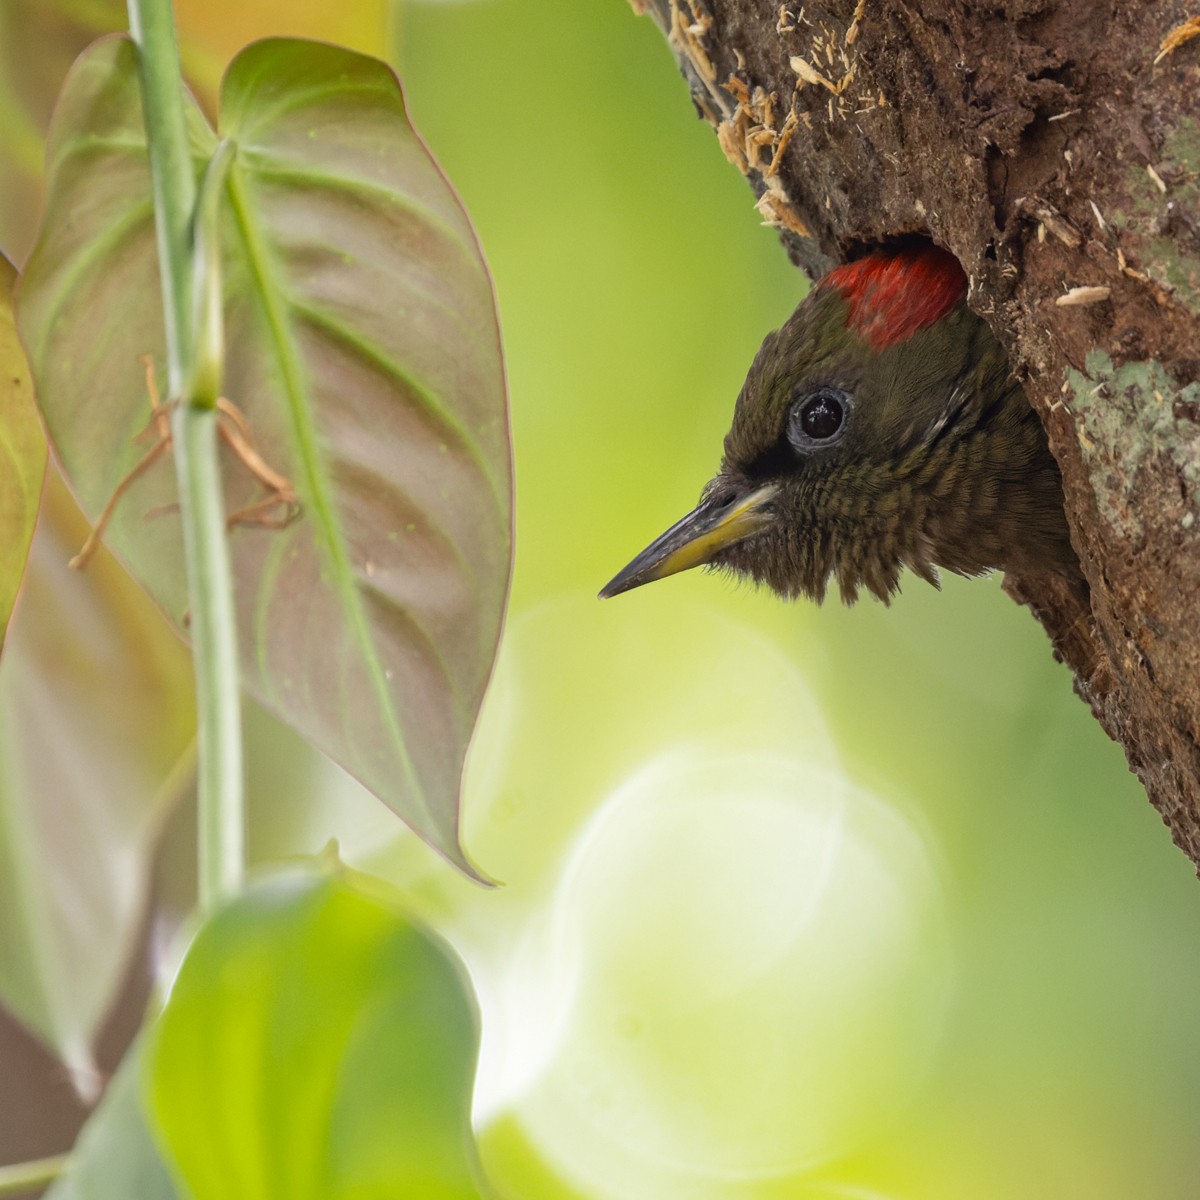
[634,0,1200,866]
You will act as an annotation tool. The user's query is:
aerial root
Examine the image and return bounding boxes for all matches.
[71,356,300,569]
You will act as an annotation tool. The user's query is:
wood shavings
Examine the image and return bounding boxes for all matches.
[1116,245,1152,284]
[667,3,814,239]
[786,5,874,121]
[790,54,835,90]
[751,86,777,130]
[724,73,752,107]
[1056,286,1112,307]
[721,74,801,183]
[1147,163,1168,193]
[1112,246,1174,308]
[755,182,813,237]
[668,0,716,84]
[746,125,777,172]
[846,0,867,45]
[1025,201,1082,247]
[1050,381,1074,416]
[665,0,738,129]
[1044,214,1081,246]
[716,118,751,175]
[1154,15,1200,64]
[777,4,812,31]
[765,108,799,177]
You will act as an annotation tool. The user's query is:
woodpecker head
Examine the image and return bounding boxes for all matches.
[601,245,1076,604]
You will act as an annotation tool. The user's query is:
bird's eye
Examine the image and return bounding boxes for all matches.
[800,394,843,439]
[787,387,850,451]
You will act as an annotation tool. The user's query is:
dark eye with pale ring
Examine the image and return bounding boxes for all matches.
[787,387,851,452]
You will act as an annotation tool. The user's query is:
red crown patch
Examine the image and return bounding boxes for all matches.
[823,246,968,351]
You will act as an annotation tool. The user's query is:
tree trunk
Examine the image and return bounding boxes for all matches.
[634,0,1200,866]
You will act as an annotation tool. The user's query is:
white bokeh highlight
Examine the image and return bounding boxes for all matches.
[495,749,952,1198]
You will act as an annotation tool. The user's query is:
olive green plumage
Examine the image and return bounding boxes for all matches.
[715,289,1077,603]
[601,246,1079,606]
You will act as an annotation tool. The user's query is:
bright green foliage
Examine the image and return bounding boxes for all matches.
[145,858,488,1200]
[0,0,128,259]
[17,36,511,877]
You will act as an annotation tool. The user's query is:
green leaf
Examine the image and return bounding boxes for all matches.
[17,36,512,877]
[46,1038,179,1200]
[0,0,127,260]
[145,857,488,1200]
[0,253,44,651]
[0,471,194,1082]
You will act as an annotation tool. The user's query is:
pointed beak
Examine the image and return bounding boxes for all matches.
[599,482,778,599]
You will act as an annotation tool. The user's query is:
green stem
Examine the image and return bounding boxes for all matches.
[125,0,192,392]
[190,139,237,410]
[173,399,243,904]
[0,1153,69,1194]
[127,0,244,907]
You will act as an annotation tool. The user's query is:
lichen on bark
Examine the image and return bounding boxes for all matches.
[1067,352,1200,540]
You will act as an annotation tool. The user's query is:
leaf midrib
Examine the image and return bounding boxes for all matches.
[224,160,434,830]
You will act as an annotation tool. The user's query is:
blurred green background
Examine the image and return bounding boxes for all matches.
[4,0,1200,1196]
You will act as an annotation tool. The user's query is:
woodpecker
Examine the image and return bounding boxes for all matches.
[601,245,1078,605]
